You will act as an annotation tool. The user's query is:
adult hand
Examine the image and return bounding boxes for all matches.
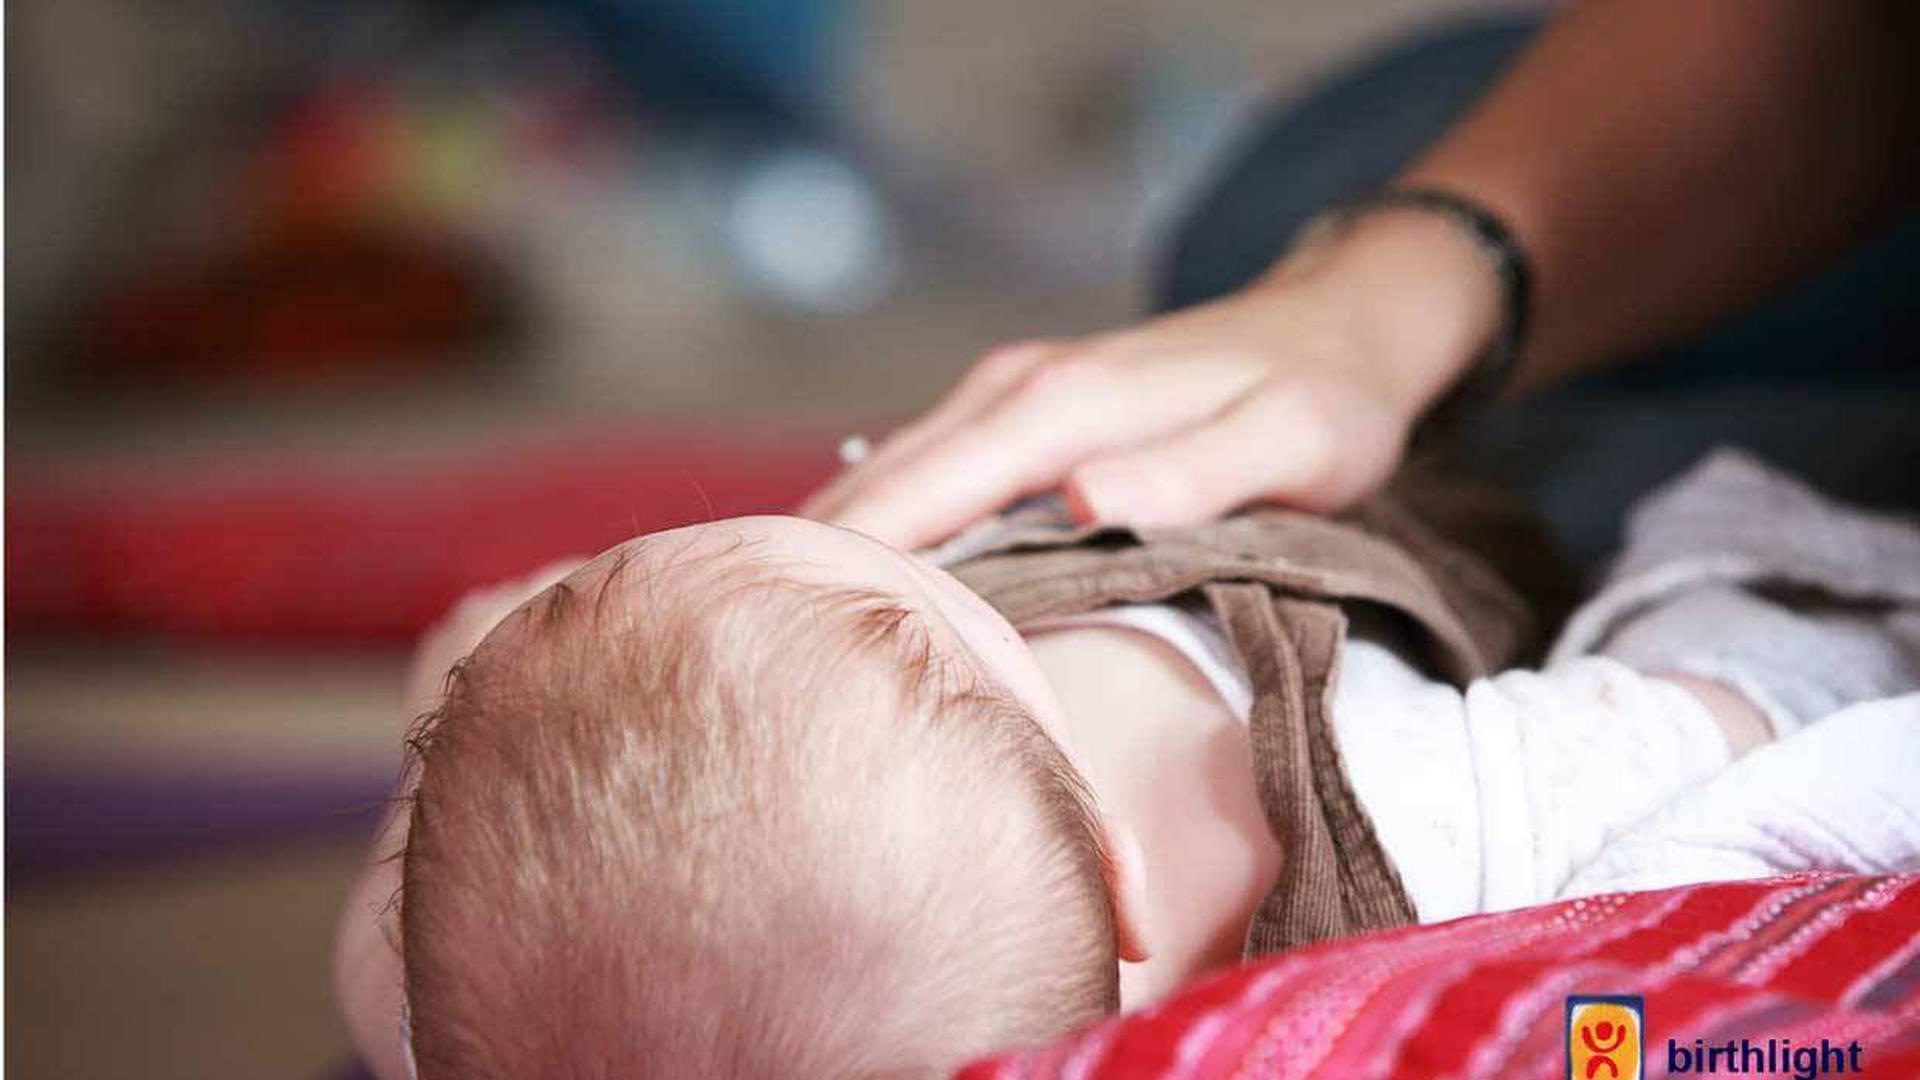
[803,209,1502,549]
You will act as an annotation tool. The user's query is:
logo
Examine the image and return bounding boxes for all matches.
[1566,995,1644,1080]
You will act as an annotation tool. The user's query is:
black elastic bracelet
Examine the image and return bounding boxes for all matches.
[1294,186,1533,445]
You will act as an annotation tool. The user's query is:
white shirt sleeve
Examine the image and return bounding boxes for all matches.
[1462,658,1733,912]
[1333,654,1733,921]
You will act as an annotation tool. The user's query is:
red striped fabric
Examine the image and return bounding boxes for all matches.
[7,428,837,644]
[958,874,1920,1079]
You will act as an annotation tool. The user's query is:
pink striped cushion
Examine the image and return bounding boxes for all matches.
[959,874,1920,1079]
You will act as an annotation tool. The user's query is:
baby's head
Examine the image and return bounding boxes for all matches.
[399,517,1120,1078]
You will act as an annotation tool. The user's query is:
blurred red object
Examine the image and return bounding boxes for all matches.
[7,429,836,645]
[86,81,533,389]
[91,220,508,386]
[960,873,1920,1079]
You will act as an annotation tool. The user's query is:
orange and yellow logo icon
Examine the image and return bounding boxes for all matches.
[1566,995,1643,1080]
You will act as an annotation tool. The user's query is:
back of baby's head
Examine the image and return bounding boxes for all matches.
[401,542,1116,1078]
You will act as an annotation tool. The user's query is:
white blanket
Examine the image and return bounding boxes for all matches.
[1564,693,1920,896]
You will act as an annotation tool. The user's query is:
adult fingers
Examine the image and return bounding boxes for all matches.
[799,340,1057,520]
[825,355,1240,548]
[1065,380,1399,527]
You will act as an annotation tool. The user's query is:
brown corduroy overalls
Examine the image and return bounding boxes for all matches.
[947,478,1569,955]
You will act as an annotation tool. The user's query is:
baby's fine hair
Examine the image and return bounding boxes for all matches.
[399,540,1117,1079]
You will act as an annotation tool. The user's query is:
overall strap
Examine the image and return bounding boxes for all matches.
[1206,583,1416,954]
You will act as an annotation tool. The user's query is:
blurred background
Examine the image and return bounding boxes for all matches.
[43,0,1896,1075]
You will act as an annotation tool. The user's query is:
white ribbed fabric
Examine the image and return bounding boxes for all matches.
[1331,654,1733,920]
[1455,659,1731,913]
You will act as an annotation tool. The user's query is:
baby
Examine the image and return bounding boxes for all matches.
[336,450,1920,1079]
[337,520,1130,1080]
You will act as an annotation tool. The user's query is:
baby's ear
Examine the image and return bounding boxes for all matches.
[1099,816,1151,963]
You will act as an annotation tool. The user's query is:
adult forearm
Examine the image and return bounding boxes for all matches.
[1399,0,1915,388]
[801,2,1913,541]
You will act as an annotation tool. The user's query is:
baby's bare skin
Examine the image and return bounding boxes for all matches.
[1024,625,1273,1006]
[1660,673,1773,757]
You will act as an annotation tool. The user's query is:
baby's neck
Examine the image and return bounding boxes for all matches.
[1021,624,1280,1008]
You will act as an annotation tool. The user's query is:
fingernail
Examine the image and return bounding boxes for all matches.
[1065,472,1112,524]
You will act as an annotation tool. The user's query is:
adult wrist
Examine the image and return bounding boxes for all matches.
[1270,190,1529,436]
